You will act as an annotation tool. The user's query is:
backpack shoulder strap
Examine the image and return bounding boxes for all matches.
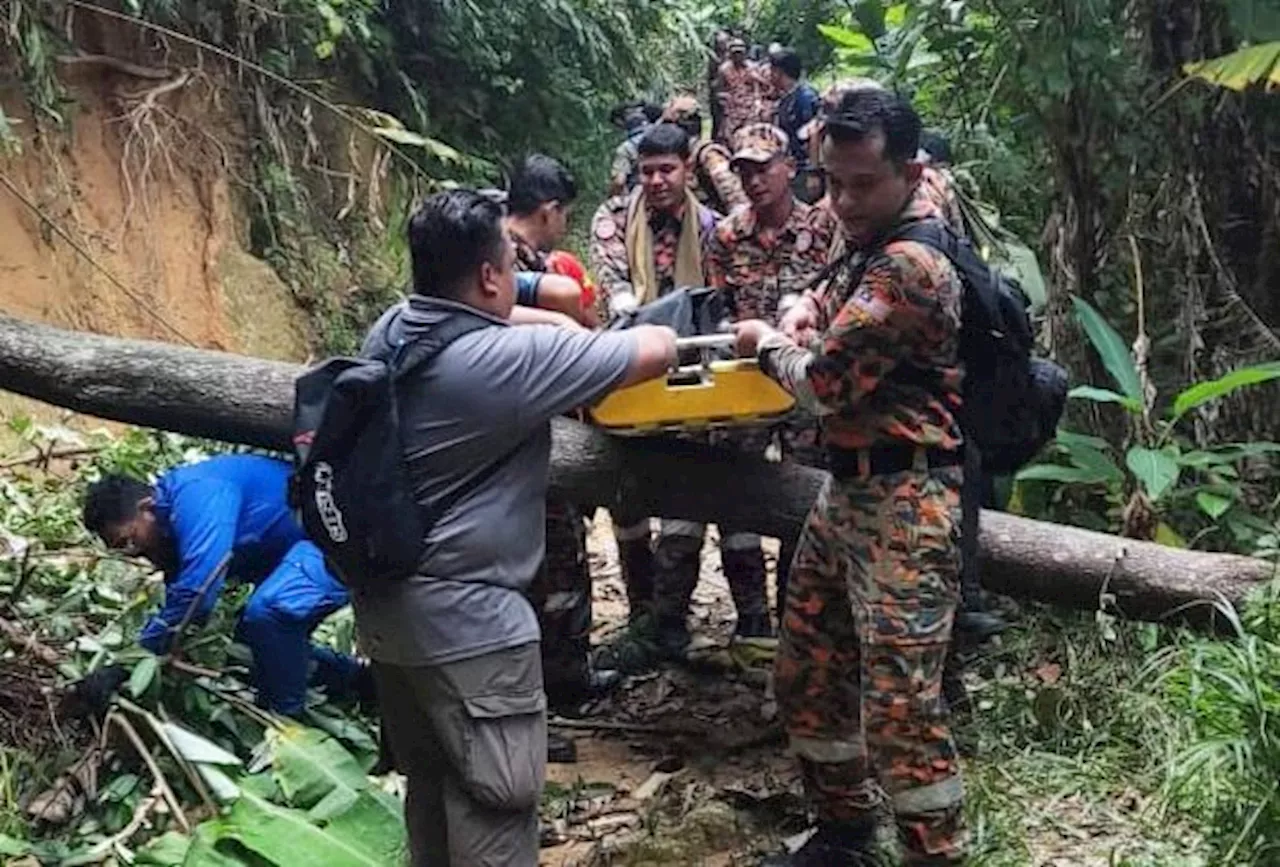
[380,304,519,537]
[389,307,496,379]
[889,218,1007,334]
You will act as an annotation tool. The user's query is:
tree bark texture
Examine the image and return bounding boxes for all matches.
[0,314,1273,628]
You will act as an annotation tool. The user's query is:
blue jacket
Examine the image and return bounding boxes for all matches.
[776,82,820,167]
[138,456,304,653]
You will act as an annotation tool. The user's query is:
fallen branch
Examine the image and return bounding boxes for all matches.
[0,314,1276,627]
[0,615,62,668]
[117,697,216,814]
[548,716,705,737]
[56,53,174,80]
[107,711,190,834]
[0,444,103,470]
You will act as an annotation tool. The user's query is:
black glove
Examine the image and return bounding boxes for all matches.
[63,664,129,718]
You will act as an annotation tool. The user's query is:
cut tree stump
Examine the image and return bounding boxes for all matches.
[0,313,1273,628]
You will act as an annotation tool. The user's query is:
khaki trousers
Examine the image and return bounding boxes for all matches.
[374,642,547,866]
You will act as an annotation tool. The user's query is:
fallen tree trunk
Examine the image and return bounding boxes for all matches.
[0,314,1273,627]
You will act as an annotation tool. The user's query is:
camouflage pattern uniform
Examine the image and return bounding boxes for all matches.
[705,127,840,602]
[587,196,718,635]
[511,228,595,707]
[715,59,765,145]
[587,194,717,314]
[759,184,968,862]
[690,140,748,216]
[919,166,965,239]
[662,96,748,217]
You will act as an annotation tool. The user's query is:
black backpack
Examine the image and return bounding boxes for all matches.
[880,219,1068,476]
[289,308,507,590]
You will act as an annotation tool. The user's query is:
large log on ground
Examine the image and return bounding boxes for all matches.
[0,314,1271,627]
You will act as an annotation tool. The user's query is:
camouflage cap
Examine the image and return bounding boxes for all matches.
[662,95,702,125]
[730,123,789,166]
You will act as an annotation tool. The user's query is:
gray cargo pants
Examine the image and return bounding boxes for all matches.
[374,642,547,867]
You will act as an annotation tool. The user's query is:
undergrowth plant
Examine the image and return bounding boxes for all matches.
[1153,585,1280,865]
[1015,295,1280,551]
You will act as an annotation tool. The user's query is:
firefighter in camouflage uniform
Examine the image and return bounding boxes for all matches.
[662,95,749,216]
[505,155,620,763]
[704,122,838,610]
[588,123,774,670]
[735,89,968,864]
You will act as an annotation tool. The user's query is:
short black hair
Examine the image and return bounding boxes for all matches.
[507,155,577,216]
[824,88,921,167]
[637,123,691,160]
[408,189,507,299]
[84,475,152,537]
[770,49,802,81]
[920,129,952,165]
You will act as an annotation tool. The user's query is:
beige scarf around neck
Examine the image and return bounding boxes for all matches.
[624,187,705,305]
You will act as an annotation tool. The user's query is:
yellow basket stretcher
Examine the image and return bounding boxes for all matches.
[589,334,795,436]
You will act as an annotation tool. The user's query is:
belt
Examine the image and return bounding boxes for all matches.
[827,444,962,479]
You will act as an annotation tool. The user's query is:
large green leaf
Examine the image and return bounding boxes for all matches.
[1015,463,1114,485]
[128,655,159,698]
[199,765,243,804]
[1126,447,1181,501]
[1180,442,1280,466]
[1170,362,1280,422]
[263,725,370,811]
[194,789,403,867]
[136,832,191,866]
[1064,442,1126,484]
[1196,491,1233,520]
[0,834,29,856]
[162,722,243,767]
[1054,429,1113,452]
[1184,41,1280,91]
[1071,296,1143,403]
[320,790,408,864]
[1068,385,1142,413]
[818,23,875,52]
[182,829,251,867]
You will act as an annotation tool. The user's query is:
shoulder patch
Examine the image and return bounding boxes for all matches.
[594,218,618,241]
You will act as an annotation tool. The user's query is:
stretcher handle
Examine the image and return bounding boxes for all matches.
[674,333,736,352]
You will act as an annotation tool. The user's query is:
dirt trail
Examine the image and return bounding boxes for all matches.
[535,513,1198,866]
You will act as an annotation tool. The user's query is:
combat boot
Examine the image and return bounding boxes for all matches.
[722,541,774,640]
[592,609,661,674]
[655,614,691,662]
[547,732,578,764]
[759,818,880,866]
[616,528,656,620]
[954,608,1008,644]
